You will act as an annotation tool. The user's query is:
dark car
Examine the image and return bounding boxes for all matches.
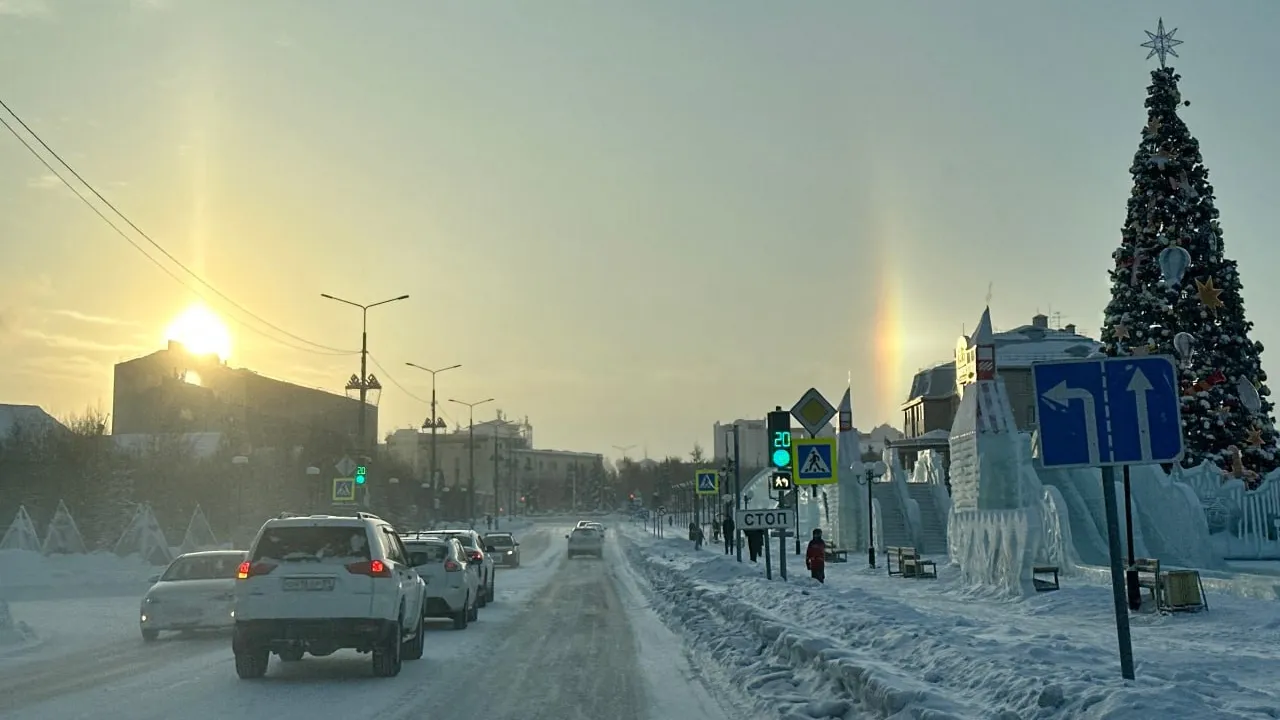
[482,532,520,568]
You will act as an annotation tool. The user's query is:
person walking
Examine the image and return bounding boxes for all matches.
[805,528,827,583]
[721,514,735,555]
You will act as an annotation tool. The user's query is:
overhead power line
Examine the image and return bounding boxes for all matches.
[0,98,357,357]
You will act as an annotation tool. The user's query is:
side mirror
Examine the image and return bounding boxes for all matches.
[148,574,161,584]
[564,534,570,539]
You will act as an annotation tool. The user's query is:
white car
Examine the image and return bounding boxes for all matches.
[140,550,245,641]
[413,529,496,606]
[566,526,604,558]
[232,512,426,679]
[404,537,479,630]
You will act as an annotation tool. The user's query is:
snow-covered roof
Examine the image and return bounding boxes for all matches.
[989,324,1101,368]
[905,363,957,403]
[0,404,66,438]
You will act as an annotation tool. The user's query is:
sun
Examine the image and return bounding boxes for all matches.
[165,304,233,360]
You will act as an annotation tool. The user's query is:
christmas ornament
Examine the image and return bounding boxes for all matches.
[1141,18,1184,68]
[1158,246,1191,287]
[1237,375,1262,413]
[1195,277,1225,311]
[1246,427,1264,447]
[1173,332,1194,366]
[1178,171,1199,199]
[1114,323,1132,341]
[1149,150,1172,169]
[1132,345,1152,357]
[1145,117,1163,136]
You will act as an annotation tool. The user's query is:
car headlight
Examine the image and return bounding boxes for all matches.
[505,550,513,555]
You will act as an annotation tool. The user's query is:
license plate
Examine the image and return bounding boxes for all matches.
[283,577,335,592]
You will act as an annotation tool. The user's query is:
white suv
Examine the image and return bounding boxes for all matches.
[232,513,426,679]
[404,536,479,630]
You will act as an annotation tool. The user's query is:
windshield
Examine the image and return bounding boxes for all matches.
[485,535,514,547]
[251,526,371,563]
[405,544,449,567]
[160,554,241,581]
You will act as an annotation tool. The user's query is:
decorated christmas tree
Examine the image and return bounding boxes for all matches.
[1099,20,1279,479]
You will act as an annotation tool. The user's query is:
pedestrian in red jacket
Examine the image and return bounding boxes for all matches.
[805,528,826,583]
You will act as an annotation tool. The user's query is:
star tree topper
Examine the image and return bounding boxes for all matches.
[1142,18,1183,68]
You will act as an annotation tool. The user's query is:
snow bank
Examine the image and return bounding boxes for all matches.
[0,549,156,593]
[620,523,1280,719]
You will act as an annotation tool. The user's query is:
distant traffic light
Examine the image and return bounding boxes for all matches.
[355,465,368,485]
[770,471,793,491]
[767,409,792,470]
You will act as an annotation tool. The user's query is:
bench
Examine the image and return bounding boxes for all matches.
[886,546,936,579]
[1133,557,1164,610]
[1032,565,1060,592]
[825,547,849,563]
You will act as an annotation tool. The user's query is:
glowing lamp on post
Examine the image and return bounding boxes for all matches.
[767,409,792,470]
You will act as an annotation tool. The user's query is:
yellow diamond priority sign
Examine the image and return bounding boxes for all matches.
[790,388,837,437]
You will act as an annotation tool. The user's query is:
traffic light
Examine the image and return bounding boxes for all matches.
[767,409,792,470]
[355,465,368,485]
[770,471,793,491]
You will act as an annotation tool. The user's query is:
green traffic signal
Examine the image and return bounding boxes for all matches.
[355,465,367,485]
[772,448,792,467]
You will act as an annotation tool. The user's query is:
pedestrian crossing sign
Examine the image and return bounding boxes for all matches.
[791,438,837,485]
[332,477,356,503]
[695,469,719,495]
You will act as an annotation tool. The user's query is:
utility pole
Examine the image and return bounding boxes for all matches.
[732,423,742,563]
[450,397,493,523]
[321,293,408,503]
[405,362,461,519]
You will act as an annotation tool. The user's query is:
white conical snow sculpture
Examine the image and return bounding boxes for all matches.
[41,500,87,555]
[179,505,219,554]
[0,505,41,552]
[113,504,174,565]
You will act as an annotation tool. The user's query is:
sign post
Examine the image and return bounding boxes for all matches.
[1032,355,1184,681]
[736,509,794,581]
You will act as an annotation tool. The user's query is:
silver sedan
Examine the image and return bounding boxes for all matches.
[140,550,245,642]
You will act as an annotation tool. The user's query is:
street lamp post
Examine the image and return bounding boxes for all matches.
[320,293,409,456]
[449,397,494,523]
[858,461,887,568]
[405,362,461,518]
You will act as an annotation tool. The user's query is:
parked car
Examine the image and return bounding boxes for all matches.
[140,550,246,642]
[482,532,520,568]
[404,536,479,629]
[232,512,426,679]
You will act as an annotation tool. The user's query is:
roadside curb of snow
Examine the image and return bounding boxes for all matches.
[621,538,974,720]
[0,600,40,658]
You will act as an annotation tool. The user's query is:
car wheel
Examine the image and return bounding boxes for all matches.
[141,629,159,643]
[403,613,425,660]
[234,649,269,679]
[372,621,403,677]
[452,599,469,630]
[278,647,304,662]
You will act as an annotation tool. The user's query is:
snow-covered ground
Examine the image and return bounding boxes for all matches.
[618,520,1280,719]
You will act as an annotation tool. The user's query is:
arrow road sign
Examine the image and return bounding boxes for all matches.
[332,477,356,503]
[791,388,836,437]
[791,437,837,485]
[695,469,719,495]
[1032,355,1184,469]
[770,471,793,491]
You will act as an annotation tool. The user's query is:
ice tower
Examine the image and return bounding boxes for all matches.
[947,307,1045,595]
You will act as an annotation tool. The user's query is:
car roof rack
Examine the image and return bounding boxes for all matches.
[355,512,383,521]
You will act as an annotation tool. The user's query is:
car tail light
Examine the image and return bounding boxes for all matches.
[345,559,393,578]
[467,550,483,561]
[236,561,277,580]
[444,560,462,572]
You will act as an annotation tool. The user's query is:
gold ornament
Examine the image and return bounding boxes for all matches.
[1195,277,1225,312]
[1145,116,1163,136]
[1132,344,1152,357]
[1246,427,1264,447]
[1114,323,1131,341]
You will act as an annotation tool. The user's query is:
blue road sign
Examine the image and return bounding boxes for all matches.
[332,477,356,503]
[695,470,719,495]
[792,437,836,485]
[1032,355,1184,469]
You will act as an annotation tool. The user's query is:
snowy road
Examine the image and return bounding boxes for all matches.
[0,522,735,720]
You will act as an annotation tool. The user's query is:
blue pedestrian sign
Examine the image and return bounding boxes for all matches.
[1032,355,1184,470]
[695,469,719,495]
[332,477,356,503]
[791,437,837,485]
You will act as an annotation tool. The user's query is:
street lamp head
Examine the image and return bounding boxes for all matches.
[869,461,887,477]
[305,466,321,476]
[389,477,400,484]
[232,455,249,465]
[393,294,410,301]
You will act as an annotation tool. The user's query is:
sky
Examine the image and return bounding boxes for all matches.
[1,0,1279,459]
